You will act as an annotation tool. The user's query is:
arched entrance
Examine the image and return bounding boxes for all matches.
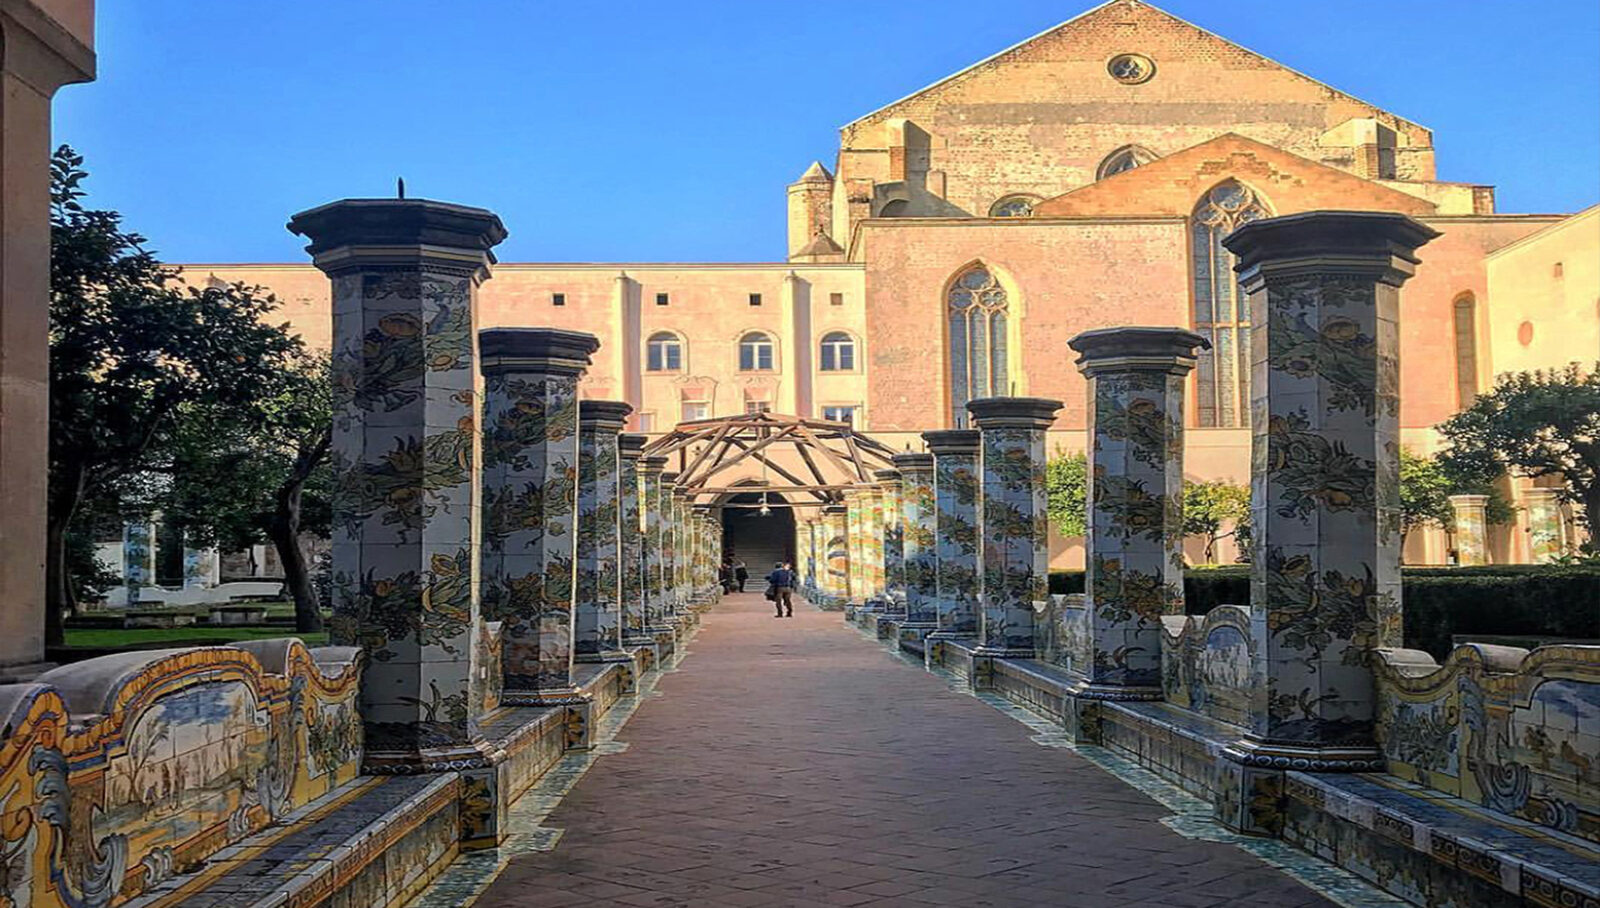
[720,491,795,582]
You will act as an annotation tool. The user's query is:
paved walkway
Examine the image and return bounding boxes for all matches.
[475,594,1340,908]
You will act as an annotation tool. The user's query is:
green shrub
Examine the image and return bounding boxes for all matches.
[1045,564,1600,659]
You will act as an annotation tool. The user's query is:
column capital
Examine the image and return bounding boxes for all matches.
[1222,210,1439,291]
[1069,327,1209,377]
[618,433,648,460]
[579,399,634,433]
[1448,493,1490,506]
[480,327,599,377]
[966,397,1062,431]
[891,452,935,472]
[822,503,848,516]
[872,468,901,484]
[639,455,667,475]
[288,198,507,279]
[922,429,980,456]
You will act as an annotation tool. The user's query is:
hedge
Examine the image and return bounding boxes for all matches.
[1047,564,1600,659]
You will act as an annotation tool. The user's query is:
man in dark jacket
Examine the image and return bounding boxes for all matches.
[766,562,795,618]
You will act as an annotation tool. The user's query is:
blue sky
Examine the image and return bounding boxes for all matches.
[55,1,1600,264]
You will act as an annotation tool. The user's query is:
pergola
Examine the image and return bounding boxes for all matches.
[642,412,898,507]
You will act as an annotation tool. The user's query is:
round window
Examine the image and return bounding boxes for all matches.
[1107,54,1155,85]
[1518,321,1535,346]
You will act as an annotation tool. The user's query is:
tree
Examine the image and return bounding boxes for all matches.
[1182,480,1249,564]
[48,146,303,643]
[1438,365,1600,551]
[1045,450,1087,537]
[163,354,332,633]
[1398,448,1456,550]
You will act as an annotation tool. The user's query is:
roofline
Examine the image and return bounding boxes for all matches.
[840,0,1431,135]
[176,261,868,271]
[1482,204,1600,260]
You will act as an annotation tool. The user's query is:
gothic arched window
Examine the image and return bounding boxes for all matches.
[947,265,1010,426]
[1191,181,1268,427]
[988,195,1037,218]
[646,331,682,372]
[738,332,774,371]
[1096,145,1157,180]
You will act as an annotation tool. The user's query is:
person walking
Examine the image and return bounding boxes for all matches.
[733,558,749,593]
[718,559,735,594]
[766,561,795,618]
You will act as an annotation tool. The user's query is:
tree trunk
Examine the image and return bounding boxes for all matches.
[1581,485,1600,555]
[44,466,86,648]
[271,475,322,634]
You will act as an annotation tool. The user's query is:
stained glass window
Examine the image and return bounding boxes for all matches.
[1097,145,1156,179]
[1191,181,1268,427]
[989,196,1036,218]
[947,266,1010,426]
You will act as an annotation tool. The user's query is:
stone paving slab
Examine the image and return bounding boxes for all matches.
[474,594,1343,908]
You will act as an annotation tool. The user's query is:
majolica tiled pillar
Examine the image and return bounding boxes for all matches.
[659,473,682,620]
[1449,494,1489,566]
[1222,211,1436,774]
[639,456,671,632]
[866,485,887,602]
[893,453,939,630]
[478,328,599,703]
[1069,328,1206,697]
[844,489,865,604]
[924,430,981,636]
[876,469,906,612]
[967,398,1062,658]
[823,503,850,608]
[290,197,505,771]
[575,400,632,664]
[1523,489,1565,563]
[122,520,154,605]
[618,434,652,647]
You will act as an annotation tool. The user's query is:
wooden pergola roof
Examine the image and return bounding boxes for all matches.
[643,412,898,506]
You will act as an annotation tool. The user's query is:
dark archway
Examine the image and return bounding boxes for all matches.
[720,491,795,586]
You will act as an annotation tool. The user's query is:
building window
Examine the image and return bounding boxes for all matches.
[749,293,762,307]
[552,292,566,307]
[830,293,844,307]
[738,332,775,371]
[1191,180,1269,427]
[989,195,1037,218]
[1554,262,1564,280]
[744,400,772,415]
[681,401,710,422]
[655,292,670,306]
[637,412,656,433]
[1096,145,1156,179]
[947,264,1010,426]
[819,332,855,371]
[1453,293,1479,406]
[646,332,682,372]
[822,405,858,425]
[1107,53,1155,84]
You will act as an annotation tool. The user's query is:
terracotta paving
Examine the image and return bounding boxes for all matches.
[474,594,1340,908]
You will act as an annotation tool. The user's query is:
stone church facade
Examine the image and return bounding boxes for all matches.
[187,0,1598,565]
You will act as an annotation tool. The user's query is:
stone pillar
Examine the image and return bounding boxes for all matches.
[290,197,505,771]
[893,453,939,629]
[672,488,690,610]
[618,434,651,646]
[924,430,981,636]
[865,485,886,602]
[875,470,906,612]
[575,400,632,664]
[659,472,681,620]
[1448,493,1489,566]
[477,328,598,702]
[967,398,1062,658]
[844,489,865,603]
[182,544,219,590]
[823,503,850,608]
[1221,211,1436,775]
[122,520,155,606]
[639,456,669,630]
[1523,488,1565,564]
[1,6,94,674]
[1069,329,1206,697]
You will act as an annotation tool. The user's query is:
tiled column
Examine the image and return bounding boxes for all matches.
[673,489,691,610]
[659,473,682,621]
[1068,329,1205,698]
[893,453,939,631]
[844,489,865,604]
[865,486,886,602]
[478,328,599,703]
[618,434,652,647]
[877,470,906,612]
[182,544,218,590]
[924,430,981,636]
[1221,211,1436,775]
[968,398,1062,658]
[823,503,850,608]
[1523,489,1566,563]
[122,520,154,606]
[290,197,504,771]
[639,456,671,633]
[575,400,632,665]
[1448,494,1489,566]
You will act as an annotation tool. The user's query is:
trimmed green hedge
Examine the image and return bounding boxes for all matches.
[1047,564,1600,658]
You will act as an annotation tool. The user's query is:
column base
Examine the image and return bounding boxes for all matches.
[1222,736,1385,773]
[362,736,498,775]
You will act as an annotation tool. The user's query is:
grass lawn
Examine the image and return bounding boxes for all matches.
[64,626,329,648]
